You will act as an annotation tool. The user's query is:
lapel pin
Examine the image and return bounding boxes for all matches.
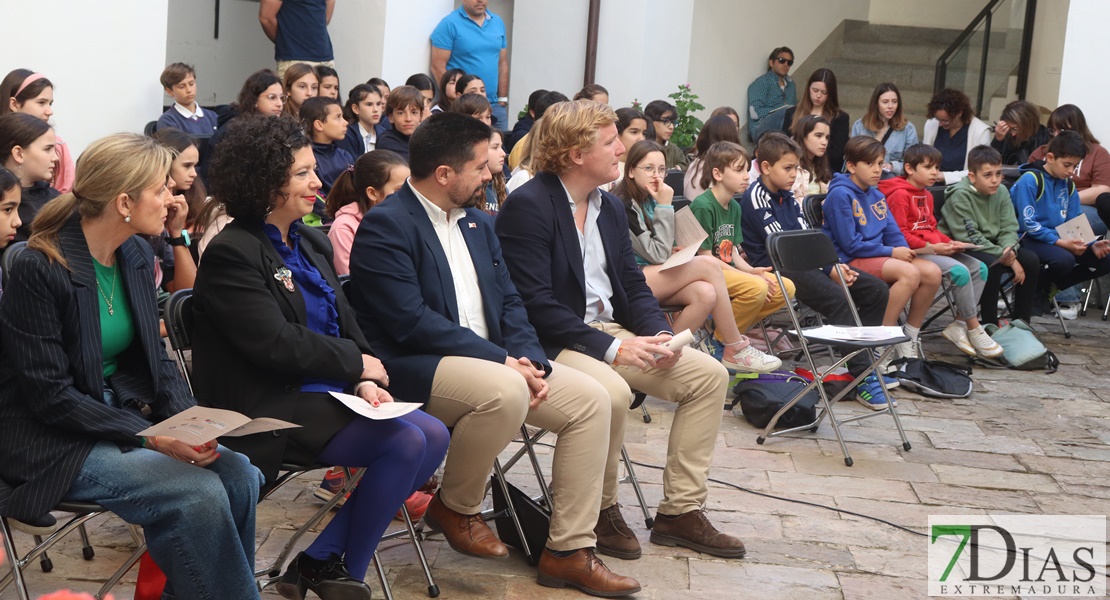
[274,267,295,292]
[468,222,477,229]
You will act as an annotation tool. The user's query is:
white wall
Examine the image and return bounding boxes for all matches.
[5,0,169,156]
[165,0,274,105]
[329,0,389,90]
[1058,0,1110,139]
[378,0,454,85]
[1024,0,1068,110]
[508,0,591,115]
[594,0,696,111]
[868,0,984,29]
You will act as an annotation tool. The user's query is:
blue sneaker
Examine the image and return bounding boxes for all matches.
[856,375,896,411]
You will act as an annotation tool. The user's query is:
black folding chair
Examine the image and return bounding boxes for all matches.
[762,230,913,466]
[0,492,144,600]
[164,289,438,598]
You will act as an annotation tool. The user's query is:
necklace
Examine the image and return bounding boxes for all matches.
[96,265,117,316]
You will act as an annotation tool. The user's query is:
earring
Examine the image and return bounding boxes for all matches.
[125,214,131,223]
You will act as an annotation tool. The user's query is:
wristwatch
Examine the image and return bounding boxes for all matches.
[497,96,508,104]
[167,229,191,247]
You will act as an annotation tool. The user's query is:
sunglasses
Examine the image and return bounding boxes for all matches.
[775,57,794,66]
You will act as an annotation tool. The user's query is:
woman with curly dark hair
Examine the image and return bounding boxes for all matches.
[192,115,449,600]
[923,88,992,184]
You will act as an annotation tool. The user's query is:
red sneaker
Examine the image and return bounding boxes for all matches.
[313,467,350,508]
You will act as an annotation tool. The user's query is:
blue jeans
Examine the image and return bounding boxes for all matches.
[491,103,509,132]
[64,441,263,600]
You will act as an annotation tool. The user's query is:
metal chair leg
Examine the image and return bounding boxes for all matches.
[491,458,533,563]
[1,517,31,600]
[1052,297,1072,338]
[620,446,654,529]
[400,505,439,598]
[79,522,95,560]
[373,550,394,600]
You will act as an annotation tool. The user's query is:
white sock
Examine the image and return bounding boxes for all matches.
[903,324,920,340]
[967,324,984,335]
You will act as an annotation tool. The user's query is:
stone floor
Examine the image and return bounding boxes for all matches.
[3,311,1109,600]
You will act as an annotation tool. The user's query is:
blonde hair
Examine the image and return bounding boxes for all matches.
[28,133,172,266]
[531,99,617,175]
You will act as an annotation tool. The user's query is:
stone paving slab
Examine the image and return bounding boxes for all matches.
[4,312,1110,599]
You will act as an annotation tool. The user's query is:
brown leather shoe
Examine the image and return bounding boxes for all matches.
[537,548,641,597]
[594,504,641,560]
[423,492,509,559]
[649,509,746,558]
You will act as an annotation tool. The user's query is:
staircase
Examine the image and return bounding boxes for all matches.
[801,19,1021,135]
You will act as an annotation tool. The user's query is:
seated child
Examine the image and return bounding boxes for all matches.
[881,144,1003,358]
[300,97,354,198]
[1010,130,1110,309]
[940,145,1040,324]
[740,132,897,410]
[822,136,942,364]
[615,139,779,373]
[156,63,219,135]
[375,86,426,162]
[691,141,794,372]
[338,84,384,157]
[326,150,409,275]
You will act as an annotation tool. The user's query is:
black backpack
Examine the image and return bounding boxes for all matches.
[731,372,819,429]
[889,358,974,398]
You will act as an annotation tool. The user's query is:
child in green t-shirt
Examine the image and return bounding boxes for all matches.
[690,141,794,373]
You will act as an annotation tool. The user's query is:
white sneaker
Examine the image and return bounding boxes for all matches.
[966,325,1004,358]
[1057,302,1079,320]
[893,339,920,361]
[941,321,976,357]
[723,344,782,373]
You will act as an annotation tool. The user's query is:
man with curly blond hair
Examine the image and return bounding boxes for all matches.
[496,100,746,564]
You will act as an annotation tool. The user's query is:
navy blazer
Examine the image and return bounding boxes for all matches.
[336,121,386,159]
[350,183,548,403]
[495,171,671,361]
[0,216,194,519]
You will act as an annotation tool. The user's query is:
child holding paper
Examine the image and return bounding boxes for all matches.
[881,144,1002,358]
[1010,131,1110,308]
[613,140,763,372]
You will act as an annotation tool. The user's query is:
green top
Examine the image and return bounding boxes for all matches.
[662,141,689,170]
[691,188,743,265]
[93,259,134,378]
[938,177,1020,257]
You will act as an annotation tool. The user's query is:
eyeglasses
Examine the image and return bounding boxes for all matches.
[657,118,675,127]
[636,165,667,177]
[775,57,794,66]
[1050,127,1071,136]
[264,93,288,102]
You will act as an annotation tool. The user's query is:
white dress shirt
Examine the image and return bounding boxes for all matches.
[358,122,377,153]
[173,102,205,120]
[560,178,622,362]
[411,182,488,339]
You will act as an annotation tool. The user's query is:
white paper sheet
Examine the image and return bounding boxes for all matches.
[661,208,709,270]
[790,325,906,342]
[137,406,300,444]
[329,392,423,420]
[1056,213,1098,244]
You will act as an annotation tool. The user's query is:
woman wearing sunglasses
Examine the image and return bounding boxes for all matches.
[746,46,796,142]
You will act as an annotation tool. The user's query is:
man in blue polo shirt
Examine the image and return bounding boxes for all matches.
[431,0,510,128]
[259,0,336,79]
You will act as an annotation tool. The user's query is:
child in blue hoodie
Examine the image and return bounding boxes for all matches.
[823,136,941,363]
[1011,130,1110,306]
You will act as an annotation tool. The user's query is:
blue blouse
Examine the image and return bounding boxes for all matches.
[263,220,346,393]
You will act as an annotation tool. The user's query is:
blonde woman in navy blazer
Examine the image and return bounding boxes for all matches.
[0,133,263,600]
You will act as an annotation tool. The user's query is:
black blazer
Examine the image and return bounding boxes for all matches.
[494,172,672,361]
[0,216,194,520]
[191,220,369,485]
[350,184,548,404]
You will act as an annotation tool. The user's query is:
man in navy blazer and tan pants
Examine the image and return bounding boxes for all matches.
[349,112,640,597]
[496,100,746,561]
